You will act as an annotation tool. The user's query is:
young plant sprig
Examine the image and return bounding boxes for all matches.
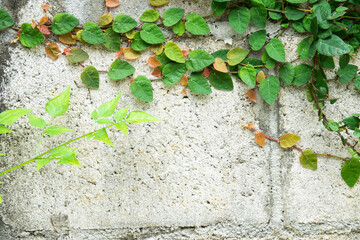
[0,86,161,203]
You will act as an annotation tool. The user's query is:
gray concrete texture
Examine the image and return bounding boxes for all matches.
[0,0,359,239]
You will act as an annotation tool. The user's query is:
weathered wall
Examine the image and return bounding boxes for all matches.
[0,0,360,239]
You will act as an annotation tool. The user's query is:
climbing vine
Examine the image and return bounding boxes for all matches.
[0,0,360,203]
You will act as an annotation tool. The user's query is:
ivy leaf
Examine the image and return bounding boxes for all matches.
[0,8,14,30]
[19,23,45,47]
[131,32,150,51]
[172,20,185,36]
[299,149,317,170]
[226,48,250,66]
[341,158,360,187]
[98,93,122,118]
[140,23,165,44]
[113,14,137,33]
[293,64,312,86]
[45,42,61,60]
[287,0,307,3]
[280,133,301,148]
[266,38,286,62]
[140,9,160,23]
[163,8,185,27]
[354,75,360,91]
[284,7,305,20]
[0,109,32,125]
[259,76,280,104]
[105,0,121,8]
[279,62,295,85]
[28,113,46,129]
[81,22,106,44]
[213,58,228,73]
[209,70,234,90]
[316,35,349,56]
[0,125,13,134]
[162,63,187,86]
[297,36,313,60]
[250,5,267,29]
[98,13,113,26]
[108,60,135,80]
[57,152,81,167]
[123,47,141,60]
[229,7,250,34]
[211,1,227,16]
[104,28,121,51]
[46,126,73,136]
[125,111,161,123]
[52,13,79,35]
[188,72,212,94]
[318,54,335,69]
[342,116,360,130]
[151,43,164,55]
[339,54,350,69]
[249,30,266,51]
[164,42,185,63]
[45,86,70,118]
[130,75,153,102]
[58,32,76,45]
[337,64,357,84]
[81,66,99,89]
[36,158,53,171]
[66,48,89,63]
[239,65,256,88]
[150,0,170,6]
[186,49,215,71]
[185,13,210,35]
[262,51,276,69]
[255,132,266,147]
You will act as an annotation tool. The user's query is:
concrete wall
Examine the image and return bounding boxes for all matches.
[0,0,360,239]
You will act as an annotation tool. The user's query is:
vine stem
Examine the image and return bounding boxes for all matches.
[0,123,117,176]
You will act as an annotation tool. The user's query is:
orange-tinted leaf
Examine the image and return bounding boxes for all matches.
[31,19,37,29]
[247,123,255,129]
[45,42,61,60]
[256,70,266,83]
[116,48,124,59]
[41,4,51,11]
[130,78,135,83]
[213,58,228,73]
[148,56,162,67]
[38,25,51,35]
[255,132,265,147]
[39,16,49,25]
[99,13,113,26]
[181,88,187,95]
[63,48,71,56]
[180,75,188,86]
[182,50,189,57]
[280,133,301,148]
[247,89,256,103]
[151,68,162,77]
[58,32,76,45]
[16,30,22,37]
[123,47,141,60]
[105,0,120,8]
[202,67,210,78]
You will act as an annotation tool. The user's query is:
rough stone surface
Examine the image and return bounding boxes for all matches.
[0,0,359,239]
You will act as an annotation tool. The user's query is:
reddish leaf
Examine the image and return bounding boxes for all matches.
[255,132,266,147]
[202,67,210,78]
[63,48,71,56]
[31,19,37,29]
[105,0,121,8]
[181,89,187,95]
[247,123,255,129]
[247,89,257,103]
[182,50,189,57]
[38,25,51,35]
[41,4,51,11]
[148,56,162,68]
[39,16,49,25]
[179,75,188,86]
[116,48,124,59]
[45,43,61,60]
[58,33,76,45]
[130,78,135,83]
[16,30,22,37]
[151,68,162,77]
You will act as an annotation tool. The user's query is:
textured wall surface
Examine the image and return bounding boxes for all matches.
[0,0,360,239]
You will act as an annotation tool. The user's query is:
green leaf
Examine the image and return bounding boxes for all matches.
[209,70,233,90]
[81,66,99,89]
[338,64,358,84]
[185,13,210,35]
[162,62,187,86]
[299,149,317,170]
[287,0,307,3]
[131,31,150,51]
[259,76,280,104]
[318,54,335,69]
[250,5,267,28]
[318,29,332,39]
[262,51,276,69]
[212,49,229,61]
[269,2,283,20]
[341,158,360,187]
[348,148,360,160]
[297,36,313,60]
[46,126,73,136]
[150,0,170,6]
[81,22,106,44]
[186,49,215,71]
[140,23,165,44]
[163,8,185,26]
[266,38,286,62]
[0,125,13,134]
[98,93,122,118]
[239,65,256,88]
[57,152,81,167]
[116,122,128,135]
[96,118,114,125]
[91,110,98,120]
[28,113,46,129]
[284,7,305,20]
[279,62,295,85]
[49,146,77,157]
[131,75,153,102]
[114,106,129,122]
[293,64,312,86]
[45,86,70,118]
[19,23,45,47]
[172,20,185,36]
[156,52,171,71]
[36,158,53,171]
[108,60,135,80]
[342,116,360,130]
[125,111,161,123]
[292,21,307,33]
[229,7,250,34]
[354,75,360,91]
[316,35,350,56]
[313,3,332,29]
[0,8,14,30]
[165,42,185,63]
[52,13,79,35]
[339,54,350,69]
[104,28,121,51]
[66,48,89,63]
[226,48,250,66]
[248,30,266,51]
[93,128,114,147]
[0,109,32,125]
[211,1,227,16]
[188,72,212,94]
[113,14,137,33]
[140,9,160,22]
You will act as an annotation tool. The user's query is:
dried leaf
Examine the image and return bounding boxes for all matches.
[213,58,228,73]
[182,49,189,57]
[123,47,141,60]
[247,89,256,103]
[181,88,187,95]
[151,68,162,77]
[280,133,301,148]
[151,43,163,55]
[247,123,255,129]
[31,19,37,29]
[148,56,162,67]
[180,75,188,86]
[39,16,49,25]
[256,70,266,83]
[116,48,124,59]
[105,0,121,8]
[99,13,113,26]
[63,47,71,55]
[58,32,76,45]
[38,25,51,35]
[42,4,51,11]
[255,132,265,147]
[45,42,61,60]
[16,30,22,37]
